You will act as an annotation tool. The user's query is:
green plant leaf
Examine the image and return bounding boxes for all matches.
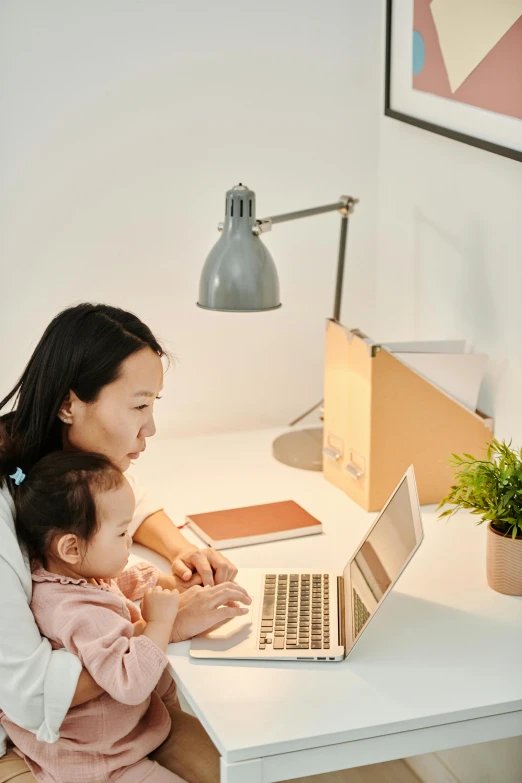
[440,439,522,531]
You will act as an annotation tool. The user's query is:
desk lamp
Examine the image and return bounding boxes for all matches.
[198,183,358,471]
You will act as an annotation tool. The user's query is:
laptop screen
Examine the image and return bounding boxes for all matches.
[348,473,420,642]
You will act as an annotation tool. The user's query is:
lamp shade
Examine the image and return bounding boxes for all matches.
[197,184,281,312]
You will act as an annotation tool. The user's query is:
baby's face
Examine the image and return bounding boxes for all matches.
[80,478,135,580]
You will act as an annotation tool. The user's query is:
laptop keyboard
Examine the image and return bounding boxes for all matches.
[259,573,330,651]
[352,588,370,638]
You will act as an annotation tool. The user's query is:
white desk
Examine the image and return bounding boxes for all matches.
[132,428,522,783]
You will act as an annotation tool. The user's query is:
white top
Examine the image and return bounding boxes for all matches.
[128,428,522,763]
[0,471,161,756]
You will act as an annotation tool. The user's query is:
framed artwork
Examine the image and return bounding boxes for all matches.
[385,0,522,162]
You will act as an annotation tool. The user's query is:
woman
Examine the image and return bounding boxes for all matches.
[0,303,247,783]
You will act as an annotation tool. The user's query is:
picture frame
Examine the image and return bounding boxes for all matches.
[384,0,522,163]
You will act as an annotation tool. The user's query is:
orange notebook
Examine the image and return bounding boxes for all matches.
[184,500,323,550]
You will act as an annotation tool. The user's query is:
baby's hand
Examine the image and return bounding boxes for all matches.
[142,586,180,627]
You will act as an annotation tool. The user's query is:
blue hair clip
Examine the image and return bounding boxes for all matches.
[9,467,26,486]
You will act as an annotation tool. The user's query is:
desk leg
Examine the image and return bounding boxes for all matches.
[220,757,262,783]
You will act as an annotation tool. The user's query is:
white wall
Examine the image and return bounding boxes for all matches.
[376,8,522,783]
[0,0,381,437]
[375,115,522,444]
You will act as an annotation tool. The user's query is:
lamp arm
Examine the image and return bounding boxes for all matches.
[254,195,357,234]
[289,398,324,427]
[288,213,349,426]
[333,211,349,323]
[256,195,358,324]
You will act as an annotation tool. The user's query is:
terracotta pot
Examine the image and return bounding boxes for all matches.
[486,522,522,596]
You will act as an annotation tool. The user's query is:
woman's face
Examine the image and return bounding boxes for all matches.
[61,348,164,472]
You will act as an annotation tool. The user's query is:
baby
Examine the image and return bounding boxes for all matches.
[2,451,187,783]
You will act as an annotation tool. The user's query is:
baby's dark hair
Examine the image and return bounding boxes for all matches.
[9,451,123,562]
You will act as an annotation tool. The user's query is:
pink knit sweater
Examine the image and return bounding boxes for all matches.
[1,563,172,783]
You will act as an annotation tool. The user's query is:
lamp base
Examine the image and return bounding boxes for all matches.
[272,427,323,471]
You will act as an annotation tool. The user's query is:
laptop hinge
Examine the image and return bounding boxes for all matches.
[337,576,346,648]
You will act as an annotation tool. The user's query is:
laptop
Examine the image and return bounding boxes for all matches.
[190,465,423,662]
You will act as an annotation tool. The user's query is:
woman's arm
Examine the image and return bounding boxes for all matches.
[70,670,104,707]
[126,473,237,586]
[132,510,195,563]
[133,510,238,587]
[0,556,82,741]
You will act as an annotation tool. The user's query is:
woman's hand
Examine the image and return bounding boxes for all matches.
[170,582,251,643]
[171,547,238,587]
[158,571,204,592]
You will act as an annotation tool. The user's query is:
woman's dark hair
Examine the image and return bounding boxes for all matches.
[11,451,123,563]
[0,303,169,481]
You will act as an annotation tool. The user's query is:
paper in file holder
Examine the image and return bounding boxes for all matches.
[322,320,494,511]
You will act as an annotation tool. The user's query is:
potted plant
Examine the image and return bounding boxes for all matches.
[438,439,522,596]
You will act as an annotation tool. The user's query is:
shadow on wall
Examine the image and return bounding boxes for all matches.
[412,207,506,420]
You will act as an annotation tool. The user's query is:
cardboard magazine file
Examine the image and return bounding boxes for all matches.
[322,319,494,511]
